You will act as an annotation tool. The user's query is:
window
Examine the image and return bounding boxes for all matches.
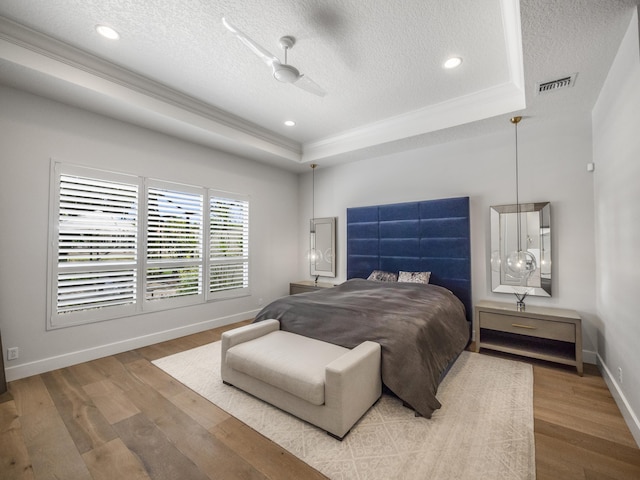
[48,163,250,328]
[145,182,204,308]
[209,193,249,298]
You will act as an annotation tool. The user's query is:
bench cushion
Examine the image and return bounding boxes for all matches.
[225,330,349,405]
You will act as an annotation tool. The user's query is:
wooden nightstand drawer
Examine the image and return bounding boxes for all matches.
[479,311,575,342]
[474,300,583,375]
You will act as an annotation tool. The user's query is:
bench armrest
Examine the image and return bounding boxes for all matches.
[325,341,382,425]
[222,319,280,350]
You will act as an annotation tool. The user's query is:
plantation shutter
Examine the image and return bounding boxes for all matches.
[54,173,138,323]
[209,194,249,297]
[146,183,204,304]
[50,163,251,329]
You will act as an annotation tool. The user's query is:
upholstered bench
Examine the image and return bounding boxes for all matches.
[221,319,382,439]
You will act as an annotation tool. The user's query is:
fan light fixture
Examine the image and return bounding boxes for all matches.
[222,17,326,97]
[284,120,296,127]
[95,24,120,40]
[505,116,537,310]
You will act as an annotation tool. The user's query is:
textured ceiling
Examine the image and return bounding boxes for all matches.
[0,0,638,171]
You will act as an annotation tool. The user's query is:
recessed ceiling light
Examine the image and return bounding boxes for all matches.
[284,120,296,127]
[96,24,120,40]
[443,57,462,69]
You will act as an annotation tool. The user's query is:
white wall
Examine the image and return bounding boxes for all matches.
[0,87,299,381]
[299,114,598,357]
[592,7,640,444]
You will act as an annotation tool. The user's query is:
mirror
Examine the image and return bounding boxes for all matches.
[310,217,336,278]
[490,202,551,297]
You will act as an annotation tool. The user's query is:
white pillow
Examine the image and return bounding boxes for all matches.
[398,271,431,284]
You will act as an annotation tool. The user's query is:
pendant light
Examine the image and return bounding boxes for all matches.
[308,164,322,280]
[505,116,537,309]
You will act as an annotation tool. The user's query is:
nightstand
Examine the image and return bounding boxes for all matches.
[474,300,583,375]
[289,280,335,295]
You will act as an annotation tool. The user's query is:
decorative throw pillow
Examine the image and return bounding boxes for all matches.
[398,271,431,284]
[367,270,398,282]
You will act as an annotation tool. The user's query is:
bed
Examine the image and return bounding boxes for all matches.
[255,196,472,418]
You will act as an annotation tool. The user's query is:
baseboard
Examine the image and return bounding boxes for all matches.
[4,309,260,382]
[598,354,640,447]
[583,349,597,365]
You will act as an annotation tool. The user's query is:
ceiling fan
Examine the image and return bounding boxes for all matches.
[222,17,326,97]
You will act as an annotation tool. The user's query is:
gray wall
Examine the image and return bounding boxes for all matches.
[592,7,640,444]
[299,113,597,354]
[0,87,299,380]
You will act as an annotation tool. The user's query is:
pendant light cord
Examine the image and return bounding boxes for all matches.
[512,117,522,253]
[310,164,317,233]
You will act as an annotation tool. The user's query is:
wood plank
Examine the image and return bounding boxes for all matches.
[69,355,146,393]
[113,349,144,364]
[41,368,117,453]
[535,432,588,480]
[125,359,186,398]
[535,385,623,415]
[122,371,267,480]
[536,432,640,480]
[535,418,640,467]
[535,385,632,427]
[68,355,130,386]
[535,399,637,448]
[0,400,35,479]
[212,416,328,480]
[82,438,151,480]
[83,379,141,425]
[584,468,625,480]
[533,364,638,448]
[20,405,92,480]
[113,413,211,480]
[168,389,231,430]
[8,376,54,415]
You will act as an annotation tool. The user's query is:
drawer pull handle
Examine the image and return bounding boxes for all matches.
[512,323,537,330]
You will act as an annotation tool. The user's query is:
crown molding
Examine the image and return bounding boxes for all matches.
[300,0,525,163]
[0,16,302,163]
[302,81,526,162]
[0,0,524,167]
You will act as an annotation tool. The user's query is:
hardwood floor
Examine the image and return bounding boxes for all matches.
[1,322,639,480]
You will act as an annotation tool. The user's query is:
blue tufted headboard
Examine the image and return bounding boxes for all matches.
[346,196,472,323]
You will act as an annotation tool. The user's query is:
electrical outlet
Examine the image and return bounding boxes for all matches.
[618,367,623,385]
[7,347,19,361]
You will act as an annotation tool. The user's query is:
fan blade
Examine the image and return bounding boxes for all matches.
[222,17,280,68]
[294,74,327,97]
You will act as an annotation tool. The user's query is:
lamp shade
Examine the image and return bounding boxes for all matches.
[505,249,537,280]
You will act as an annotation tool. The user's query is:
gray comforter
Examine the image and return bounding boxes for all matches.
[254,278,469,418]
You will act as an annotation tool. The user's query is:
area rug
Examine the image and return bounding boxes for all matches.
[153,342,535,480]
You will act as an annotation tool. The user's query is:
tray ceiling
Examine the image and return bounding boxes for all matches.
[0,0,637,171]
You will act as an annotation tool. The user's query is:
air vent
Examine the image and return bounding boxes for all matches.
[536,74,577,94]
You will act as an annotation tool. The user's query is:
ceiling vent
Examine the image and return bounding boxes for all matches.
[536,74,577,94]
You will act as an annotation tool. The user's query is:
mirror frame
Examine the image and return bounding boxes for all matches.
[310,217,336,278]
[490,202,551,297]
